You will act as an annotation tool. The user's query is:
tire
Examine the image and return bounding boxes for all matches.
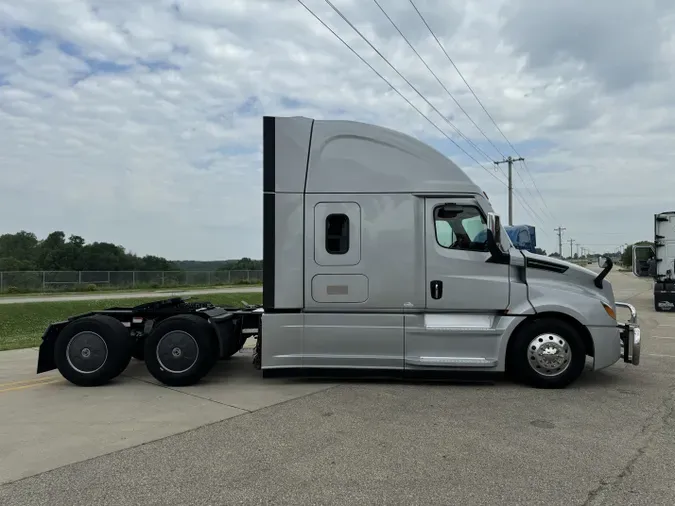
[143,314,218,387]
[506,318,586,389]
[54,314,133,387]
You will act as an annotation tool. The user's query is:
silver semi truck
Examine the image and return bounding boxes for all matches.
[35,115,640,389]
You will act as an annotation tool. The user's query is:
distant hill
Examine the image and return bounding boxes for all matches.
[173,258,262,271]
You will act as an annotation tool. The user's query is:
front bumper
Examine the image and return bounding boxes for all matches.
[616,302,640,366]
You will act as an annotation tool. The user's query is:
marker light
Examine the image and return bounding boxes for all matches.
[601,302,616,320]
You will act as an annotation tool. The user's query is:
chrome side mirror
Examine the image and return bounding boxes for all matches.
[487,212,509,254]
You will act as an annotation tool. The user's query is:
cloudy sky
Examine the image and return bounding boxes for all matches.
[1,0,673,260]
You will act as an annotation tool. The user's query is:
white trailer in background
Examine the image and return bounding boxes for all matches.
[633,212,675,311]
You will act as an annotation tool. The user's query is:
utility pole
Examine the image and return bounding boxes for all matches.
[568,238,575,258]
[576,244,580,257]
[554,226,566,256]
[495,156,525,226]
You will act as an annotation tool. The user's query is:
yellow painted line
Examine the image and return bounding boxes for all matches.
[0,376,60,389]
[0,379,61,394]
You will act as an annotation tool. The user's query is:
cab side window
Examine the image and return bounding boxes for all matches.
[434,204,488,252]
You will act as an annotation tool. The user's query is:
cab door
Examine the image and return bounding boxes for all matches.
[632,245,654,277]
[404,197,510,369]
[425,198,510,311]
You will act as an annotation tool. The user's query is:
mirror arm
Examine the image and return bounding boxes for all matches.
[486,229,510,263]
[594,256,613,288]
[486,229,500,257]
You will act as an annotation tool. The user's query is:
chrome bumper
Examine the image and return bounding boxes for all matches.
[616,302,640,366]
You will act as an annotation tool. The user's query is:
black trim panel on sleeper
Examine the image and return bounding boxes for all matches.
[262,116,276,309]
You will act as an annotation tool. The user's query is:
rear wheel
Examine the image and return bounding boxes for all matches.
[507,318,586,389]
[143,315,218,387]
[54,314,133,387]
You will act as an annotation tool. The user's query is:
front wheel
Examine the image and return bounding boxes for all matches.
[507,318,586,389]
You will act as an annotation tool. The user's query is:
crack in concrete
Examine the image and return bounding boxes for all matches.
[583,387,675,505]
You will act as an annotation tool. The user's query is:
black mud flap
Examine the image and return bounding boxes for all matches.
[206,312,238,358]
[654,286,675,312]
[36,322,68,374]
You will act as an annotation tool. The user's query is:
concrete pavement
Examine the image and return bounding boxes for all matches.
[1,269,675,505]
[0,286,262,304]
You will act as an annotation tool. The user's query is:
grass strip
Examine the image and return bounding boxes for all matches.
[0,292,262,352]
[0,283,261,298]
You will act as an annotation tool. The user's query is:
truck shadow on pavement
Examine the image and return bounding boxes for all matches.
[185,352,638,391]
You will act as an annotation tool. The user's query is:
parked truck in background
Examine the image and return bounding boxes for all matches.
[34,115,640,390]
[504,225,536,253]
[632,212,675,311]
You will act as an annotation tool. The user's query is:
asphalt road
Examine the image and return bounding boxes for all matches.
[0,286,262,304]
[2,269,674,505]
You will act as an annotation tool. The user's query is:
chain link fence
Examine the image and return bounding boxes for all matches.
[0,270,263,294]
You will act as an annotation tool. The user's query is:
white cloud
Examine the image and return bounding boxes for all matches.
[0,0,673,259]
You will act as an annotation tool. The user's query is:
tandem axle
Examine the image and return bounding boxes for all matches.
[36,297,264,387]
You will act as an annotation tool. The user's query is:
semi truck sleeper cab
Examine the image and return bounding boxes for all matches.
[35,115,640,390]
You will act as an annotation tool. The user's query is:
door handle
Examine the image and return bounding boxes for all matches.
[430,280,443,300]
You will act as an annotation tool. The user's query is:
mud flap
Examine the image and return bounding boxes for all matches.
[36,322,68,374]
[654,283,675,312]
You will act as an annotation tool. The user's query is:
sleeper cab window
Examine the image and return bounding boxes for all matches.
[434,204,488,252]
[325,213,349,254]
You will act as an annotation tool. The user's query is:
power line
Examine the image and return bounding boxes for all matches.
[294,0,504,184]
[320,0,497,166]
[573,232,630,236]
[513,160,557,224]
[406,0,511,151]
[488,162,552,228]
[320,0,551,234]
[494,156,524,226]
[406,0,558,224]
[511,191,551,237]
[371,0,506,161]
[518,160,558,223]
[296,1,552,234]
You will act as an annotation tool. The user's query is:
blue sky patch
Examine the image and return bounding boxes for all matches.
[280,96,304,109]
[9,26,45,56]
[428,135,561,174]
[85,59,131,74]
[58,41,81,57]
[235,96,262,116]
[138,59,180,72]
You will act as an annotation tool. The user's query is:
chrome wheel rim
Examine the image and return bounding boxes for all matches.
[527,333,571,377]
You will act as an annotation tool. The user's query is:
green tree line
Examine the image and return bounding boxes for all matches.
[0,230,176,271]
[175,258,263,271]
[0,231,263,272]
